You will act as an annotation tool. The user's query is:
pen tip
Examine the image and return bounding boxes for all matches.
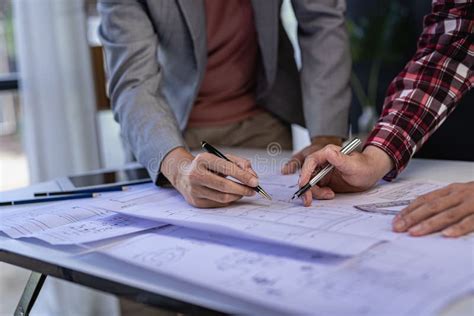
[263,193,271,200]
[259,190,272,200]
[290,195,297,201]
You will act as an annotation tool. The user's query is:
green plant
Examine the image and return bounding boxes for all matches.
[5,2,16,70]
[347,2,410,109]
[0,0,15,71]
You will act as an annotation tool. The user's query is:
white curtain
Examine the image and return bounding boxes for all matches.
[13,0,119,314]
[14,0,101,183]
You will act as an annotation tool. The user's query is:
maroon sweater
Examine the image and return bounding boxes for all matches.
[187,0,262,128]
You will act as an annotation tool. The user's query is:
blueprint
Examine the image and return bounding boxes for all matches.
[88,175,446,255]
[30,213,162,245]
[2,170,472,315]
[0,174,447,253]
[99,226,474,315]
[0,201,163,245]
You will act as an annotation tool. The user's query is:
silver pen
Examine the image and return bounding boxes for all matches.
[290,138,362,200]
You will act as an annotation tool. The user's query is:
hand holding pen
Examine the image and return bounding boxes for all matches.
[295,137,396,206]
[292,138,362,205]
[159,144,268,208]
[201,142,272,200]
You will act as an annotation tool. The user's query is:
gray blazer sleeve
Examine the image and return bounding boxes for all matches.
[291,0,351,139]
[98,0,185,182]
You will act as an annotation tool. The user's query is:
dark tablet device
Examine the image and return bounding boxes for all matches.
[56,165,152,190]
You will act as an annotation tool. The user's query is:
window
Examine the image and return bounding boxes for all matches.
[0,0,27,192]
[0,0,18,136]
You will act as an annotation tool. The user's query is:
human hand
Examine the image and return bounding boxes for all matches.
[160,147,258,208]
[298,145,394,206]
[281,136,343,174]
[392,182,474,237]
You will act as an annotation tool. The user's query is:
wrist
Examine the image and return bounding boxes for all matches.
[362,145,395,181]
[311,135,343,146]
[160,147,194,185]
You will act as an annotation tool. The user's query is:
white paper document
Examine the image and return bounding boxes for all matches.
[30,213,162,245]
[0,201,164,245]
[0,202,111,238]
[0,176,445,252]
[87,184,378,256]
[88,176,446,256]
[99,226,474,315]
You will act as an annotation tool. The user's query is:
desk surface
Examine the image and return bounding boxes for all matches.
[1,153,473,315]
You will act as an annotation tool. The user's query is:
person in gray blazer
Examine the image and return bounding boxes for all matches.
[98,0,351,208]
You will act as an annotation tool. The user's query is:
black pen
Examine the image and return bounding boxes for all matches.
[34,185,129,197]
[201,141,272,200]
[0,192,99,207]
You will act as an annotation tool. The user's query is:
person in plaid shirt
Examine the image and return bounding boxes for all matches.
[294,0,474,237]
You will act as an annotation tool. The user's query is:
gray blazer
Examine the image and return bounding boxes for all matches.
[98,0,351,181]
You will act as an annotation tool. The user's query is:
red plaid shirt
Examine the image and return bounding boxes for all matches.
[365,0,474,180]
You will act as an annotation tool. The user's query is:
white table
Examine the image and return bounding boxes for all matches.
[1,154,473,315]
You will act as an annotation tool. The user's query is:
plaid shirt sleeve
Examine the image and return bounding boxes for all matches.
[364,0,474,180]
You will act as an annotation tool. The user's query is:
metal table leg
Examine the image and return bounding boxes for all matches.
[14,272,47,316]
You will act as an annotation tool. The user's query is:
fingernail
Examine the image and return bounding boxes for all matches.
[250,177,258,187]
[325,191,335,199]
[409,224,423,235]
[393,219,406,231]
[442,227,455,237]
[302,195,308,206]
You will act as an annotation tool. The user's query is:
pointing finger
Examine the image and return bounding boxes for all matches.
[196,153,259,187]
[226,154,258,177]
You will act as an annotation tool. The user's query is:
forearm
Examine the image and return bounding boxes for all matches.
[311,135,343,146]
[112,85,185,182]
[99,0,185,182]
[366,0,473,180]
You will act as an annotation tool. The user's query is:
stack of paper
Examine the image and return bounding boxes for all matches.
[86,175,446,255]
[2,172,472,315]
[0,202,164,245]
